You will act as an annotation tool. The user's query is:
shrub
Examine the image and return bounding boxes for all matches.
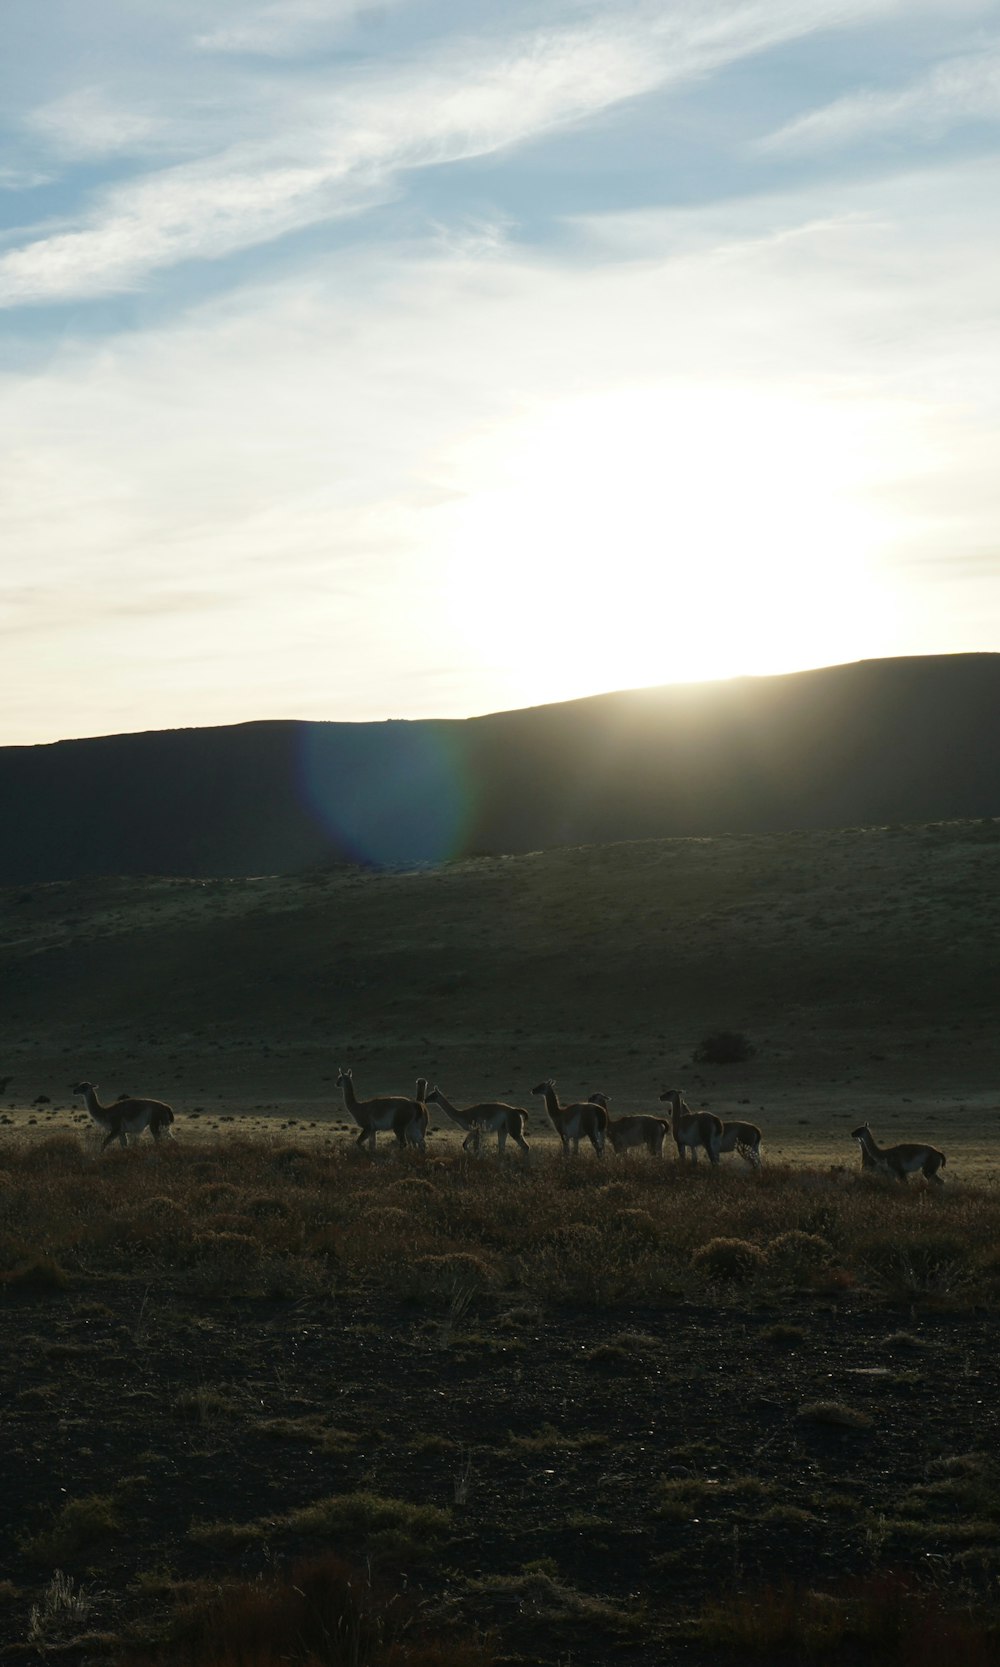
[691,1237,767,1283]
[767,1229,835,1276]
[693,1031,756,1064]
[974,1244,1000,1289]
[247,1193,292,1220]
[610,1208,661,1248]
[760,1322,806,1347]
[410,1252,497,1301]
[796,1401,873,1430]
[699,1573,1000,1659]
[1,1255,72,1293]
[285,1492,452,1567]
[861,1233,971,1298]
[24,1493,122,1564]
[17,1135,87,1173]
[158,1550,492,1666]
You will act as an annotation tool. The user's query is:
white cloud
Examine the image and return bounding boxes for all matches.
[760,38,1000,151]
[194,0,412,56]
[0,0,904,306]
[0,166,52,191]
[26,86,168,159]
[0,25,660,304]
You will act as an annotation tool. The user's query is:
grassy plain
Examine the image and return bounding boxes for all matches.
[1,819,1000,1663]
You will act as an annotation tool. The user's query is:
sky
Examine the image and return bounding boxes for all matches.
[2,0,999,745]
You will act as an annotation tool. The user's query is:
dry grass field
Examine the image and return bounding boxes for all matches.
[1,819,999,1664]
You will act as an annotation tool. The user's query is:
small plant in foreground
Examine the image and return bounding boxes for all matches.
[760,1322,806,1347]
[1,1255,72,1293]
[698,1573,1000,1661]
[285,1492,452,1567]
[23,1493,122,1565]
[151,1551,492,1666]
[797,1400,873,1430]
[657,1476,770,1520]
[27,1570,92,1645]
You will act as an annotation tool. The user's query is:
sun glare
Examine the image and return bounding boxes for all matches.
[439,388,898,707]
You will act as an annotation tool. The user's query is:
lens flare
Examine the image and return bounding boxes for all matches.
[298,722,472,866]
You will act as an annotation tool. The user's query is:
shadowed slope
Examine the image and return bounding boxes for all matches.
[0,655,998,881]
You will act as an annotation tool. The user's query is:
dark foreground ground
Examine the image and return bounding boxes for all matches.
[1,1139,999,1666]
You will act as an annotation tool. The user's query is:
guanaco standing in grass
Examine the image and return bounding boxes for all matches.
[531,1079,607,1156]
[336,1068,427,1153]
[719,1118,764,1169]
[424,1084,531,1158]
[73,1081,174,1150]
[659,1088,723,1166]
[588,1093,670,1156]
[851,1121,945,1185]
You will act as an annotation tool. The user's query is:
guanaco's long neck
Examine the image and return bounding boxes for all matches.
[542,1084,562,1120]
[83,1085,108,1117]
[859,1127,882,1161]
[430,1088,465,1124]
[339,1076,360,1114]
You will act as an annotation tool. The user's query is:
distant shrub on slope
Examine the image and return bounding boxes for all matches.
[693,1030,756,1064]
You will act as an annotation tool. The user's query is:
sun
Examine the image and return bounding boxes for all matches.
[437,386,898,707]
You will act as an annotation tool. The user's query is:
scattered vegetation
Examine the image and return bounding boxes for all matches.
[2,1131,1000,1664]
[23,1492,123,1565]
[27,1570,93,1648]
[698,1573,1000,1662]
[0,1135,998,1311]
[284,1493,452,1567]
[139,1551,492,1666]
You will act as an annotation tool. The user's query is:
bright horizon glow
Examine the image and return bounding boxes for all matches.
[440,387,900,710]
[1,1,999,746]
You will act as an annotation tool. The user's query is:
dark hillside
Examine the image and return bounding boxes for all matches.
[2,820,998,1088]
[1,653,998,880]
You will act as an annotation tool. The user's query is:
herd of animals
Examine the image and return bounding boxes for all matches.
[33,1074,948,1185]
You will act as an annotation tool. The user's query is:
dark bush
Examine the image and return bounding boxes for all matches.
[691,1237,767,1283]
[157,1549,492,1665]
[767,1230,835,1276]
[693,1031,756,1064]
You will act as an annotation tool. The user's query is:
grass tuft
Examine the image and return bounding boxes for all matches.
[797,1400,874,1430]
[24,1493,123,1565]
[285,1491,452,1567]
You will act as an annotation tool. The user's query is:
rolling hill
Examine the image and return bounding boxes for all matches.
[1,654,998,882]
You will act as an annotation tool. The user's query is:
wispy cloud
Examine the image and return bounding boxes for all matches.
[194,0,412,57]
[26,86,168,160]
[0,0,902,306]
[0,24,659,304]
[760,37,1000,152]
[0,166,52,191]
